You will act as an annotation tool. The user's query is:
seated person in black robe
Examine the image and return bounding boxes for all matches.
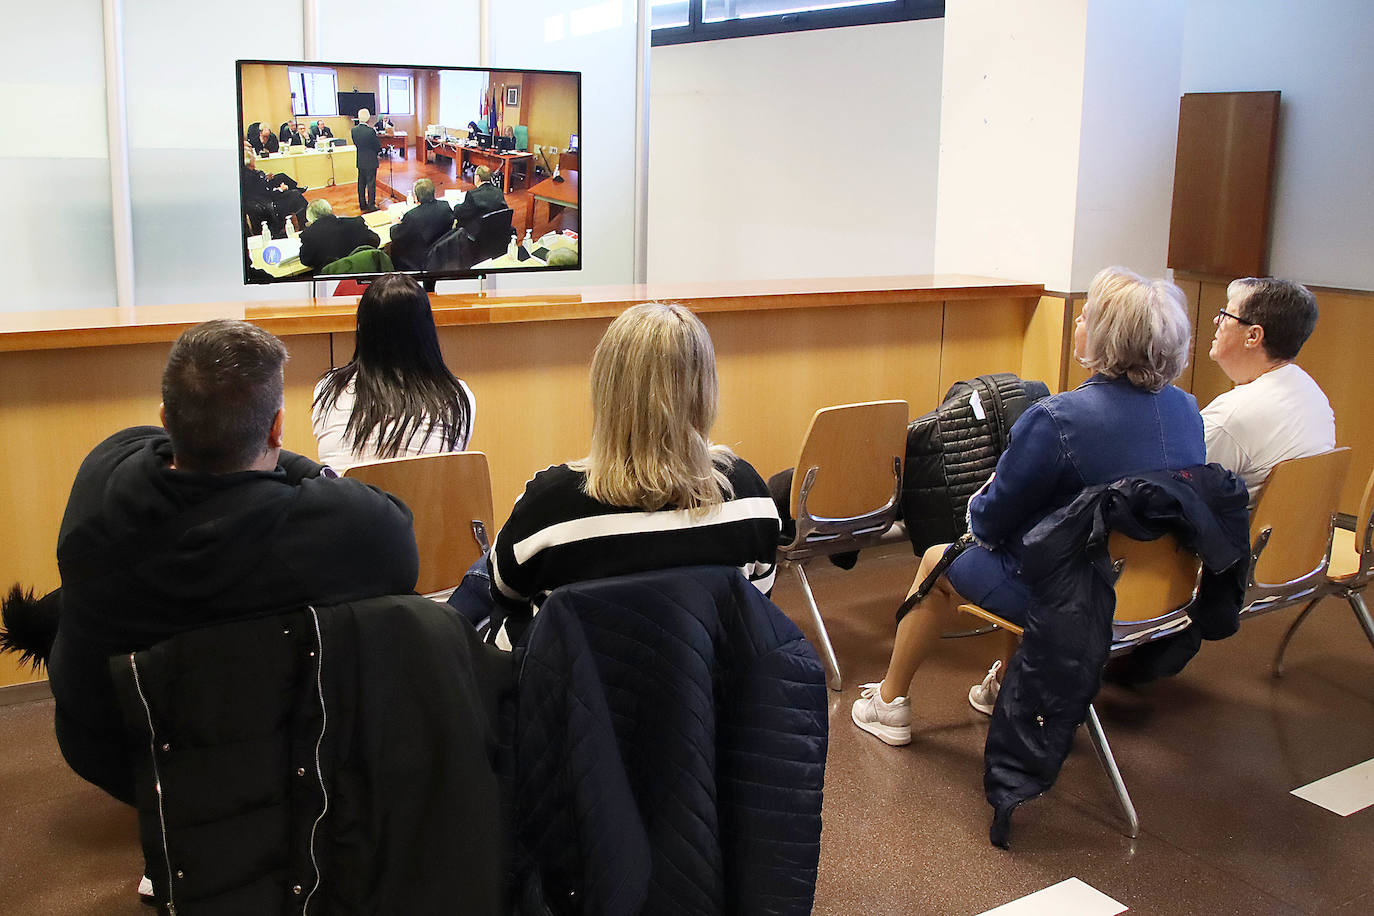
[279,119,305,147]
[389,179,454,270]
[255,125,280,155]
[453,166,509,238]
[241,145,306,237]
[299,198,381,270]
[308,120,334,147]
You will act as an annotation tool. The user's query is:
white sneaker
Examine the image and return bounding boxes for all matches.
[968,660,1003,716]
[851,683,912,746]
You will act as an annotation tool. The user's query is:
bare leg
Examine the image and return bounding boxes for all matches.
[879,543,967,703]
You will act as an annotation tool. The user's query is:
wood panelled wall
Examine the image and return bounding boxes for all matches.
[0,289,1049,687]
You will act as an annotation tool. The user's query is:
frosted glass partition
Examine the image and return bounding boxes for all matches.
[122,1,304,307]
[120,0,482,308]
[484,0,640,289]
[0,2,116,312]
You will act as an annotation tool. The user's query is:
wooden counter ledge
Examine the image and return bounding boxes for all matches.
[0,275,1042,353]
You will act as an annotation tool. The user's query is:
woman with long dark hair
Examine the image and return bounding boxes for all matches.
[312,273,474,469]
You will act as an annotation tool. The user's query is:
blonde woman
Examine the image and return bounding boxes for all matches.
[461,302,781,645]
[853,267,1204,746]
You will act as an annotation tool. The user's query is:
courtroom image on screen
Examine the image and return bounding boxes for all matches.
[237,59,581,285]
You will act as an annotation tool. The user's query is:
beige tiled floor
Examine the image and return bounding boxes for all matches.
[1,541,1371,913]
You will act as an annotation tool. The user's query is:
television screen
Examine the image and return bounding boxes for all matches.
[237,59,582,285]
[337,91,377,119]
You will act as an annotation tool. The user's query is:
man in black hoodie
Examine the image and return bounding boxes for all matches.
[47,319,419,804]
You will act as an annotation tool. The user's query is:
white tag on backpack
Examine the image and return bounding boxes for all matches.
[969,389,986,420]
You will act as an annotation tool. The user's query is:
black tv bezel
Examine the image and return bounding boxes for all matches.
[236,58,583,287]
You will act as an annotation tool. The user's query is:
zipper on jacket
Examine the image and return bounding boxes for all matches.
[301,606,329,914]
[128,654,178,915]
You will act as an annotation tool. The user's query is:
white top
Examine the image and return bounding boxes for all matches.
[1201,363,1335,509]
[312,375,476,471]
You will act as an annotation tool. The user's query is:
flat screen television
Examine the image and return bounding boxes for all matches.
[237,59,582,286]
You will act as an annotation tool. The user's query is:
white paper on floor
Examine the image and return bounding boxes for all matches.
[1291,757,1374,816]
[975,877,1127,916]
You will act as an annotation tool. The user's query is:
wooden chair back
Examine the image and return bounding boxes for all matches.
[789,400,908,521]
[1107,531,1203,623]
[343,451,495,594]
[1249,448,1351,586]
[1354,465,1374,553]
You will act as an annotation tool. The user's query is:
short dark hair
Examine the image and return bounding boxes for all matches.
[1230,277,1319,361]
[161,320,288,473]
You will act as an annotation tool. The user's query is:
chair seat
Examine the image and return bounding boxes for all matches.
[1327,526,1360,581]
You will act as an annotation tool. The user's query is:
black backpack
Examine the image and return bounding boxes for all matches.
[900,373,1050,554]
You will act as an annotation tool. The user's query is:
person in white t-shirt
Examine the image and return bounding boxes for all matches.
[1201,277,1334,509]
[313,273,475,470]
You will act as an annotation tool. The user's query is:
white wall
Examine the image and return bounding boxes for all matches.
[0,2,117,312]
[648,19,944,283]
[486,0,640,290]
[1181,0,1374,291]
[1073,0,1183,290]
[933,1,1089,291]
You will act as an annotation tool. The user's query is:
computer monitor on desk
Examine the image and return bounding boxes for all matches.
[495,135,515,152]
[476,132,493,148]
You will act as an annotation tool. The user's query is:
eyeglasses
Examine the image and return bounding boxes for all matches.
[1216,307,1257,326]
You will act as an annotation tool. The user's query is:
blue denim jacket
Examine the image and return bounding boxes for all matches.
[968,374,1204,557]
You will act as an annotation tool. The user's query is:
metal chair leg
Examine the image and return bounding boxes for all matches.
[1350,590,1374,650]
[1084,704,1139,839]
[1273,596,1323,677]
[791,562,842,691]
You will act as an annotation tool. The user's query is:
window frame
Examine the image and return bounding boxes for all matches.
[377,72,413,116]
[288,66,339,117]
[651,0,943,46]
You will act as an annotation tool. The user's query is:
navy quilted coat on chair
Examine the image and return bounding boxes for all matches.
[512,566,828,916]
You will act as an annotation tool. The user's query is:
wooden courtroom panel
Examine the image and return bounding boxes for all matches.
[707,300,946,480]
[1186,279,1234,405]
[1172,275,1203,394]
[939,297,1036,397]
[435,319,609,518]
[0,335,330,688]
[439,298,953,523]
[1303,287,1374,512]
[1167,91,1281,278]
[0,279,1044,688]
[1021,294,1075,394]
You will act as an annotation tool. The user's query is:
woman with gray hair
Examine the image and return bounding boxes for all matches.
[853,266,1204,746]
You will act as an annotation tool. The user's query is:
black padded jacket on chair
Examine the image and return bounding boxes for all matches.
[110,595,514,915]
[984,465,1250,847]
[511,567,828,916]
[901,373,1051,554]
